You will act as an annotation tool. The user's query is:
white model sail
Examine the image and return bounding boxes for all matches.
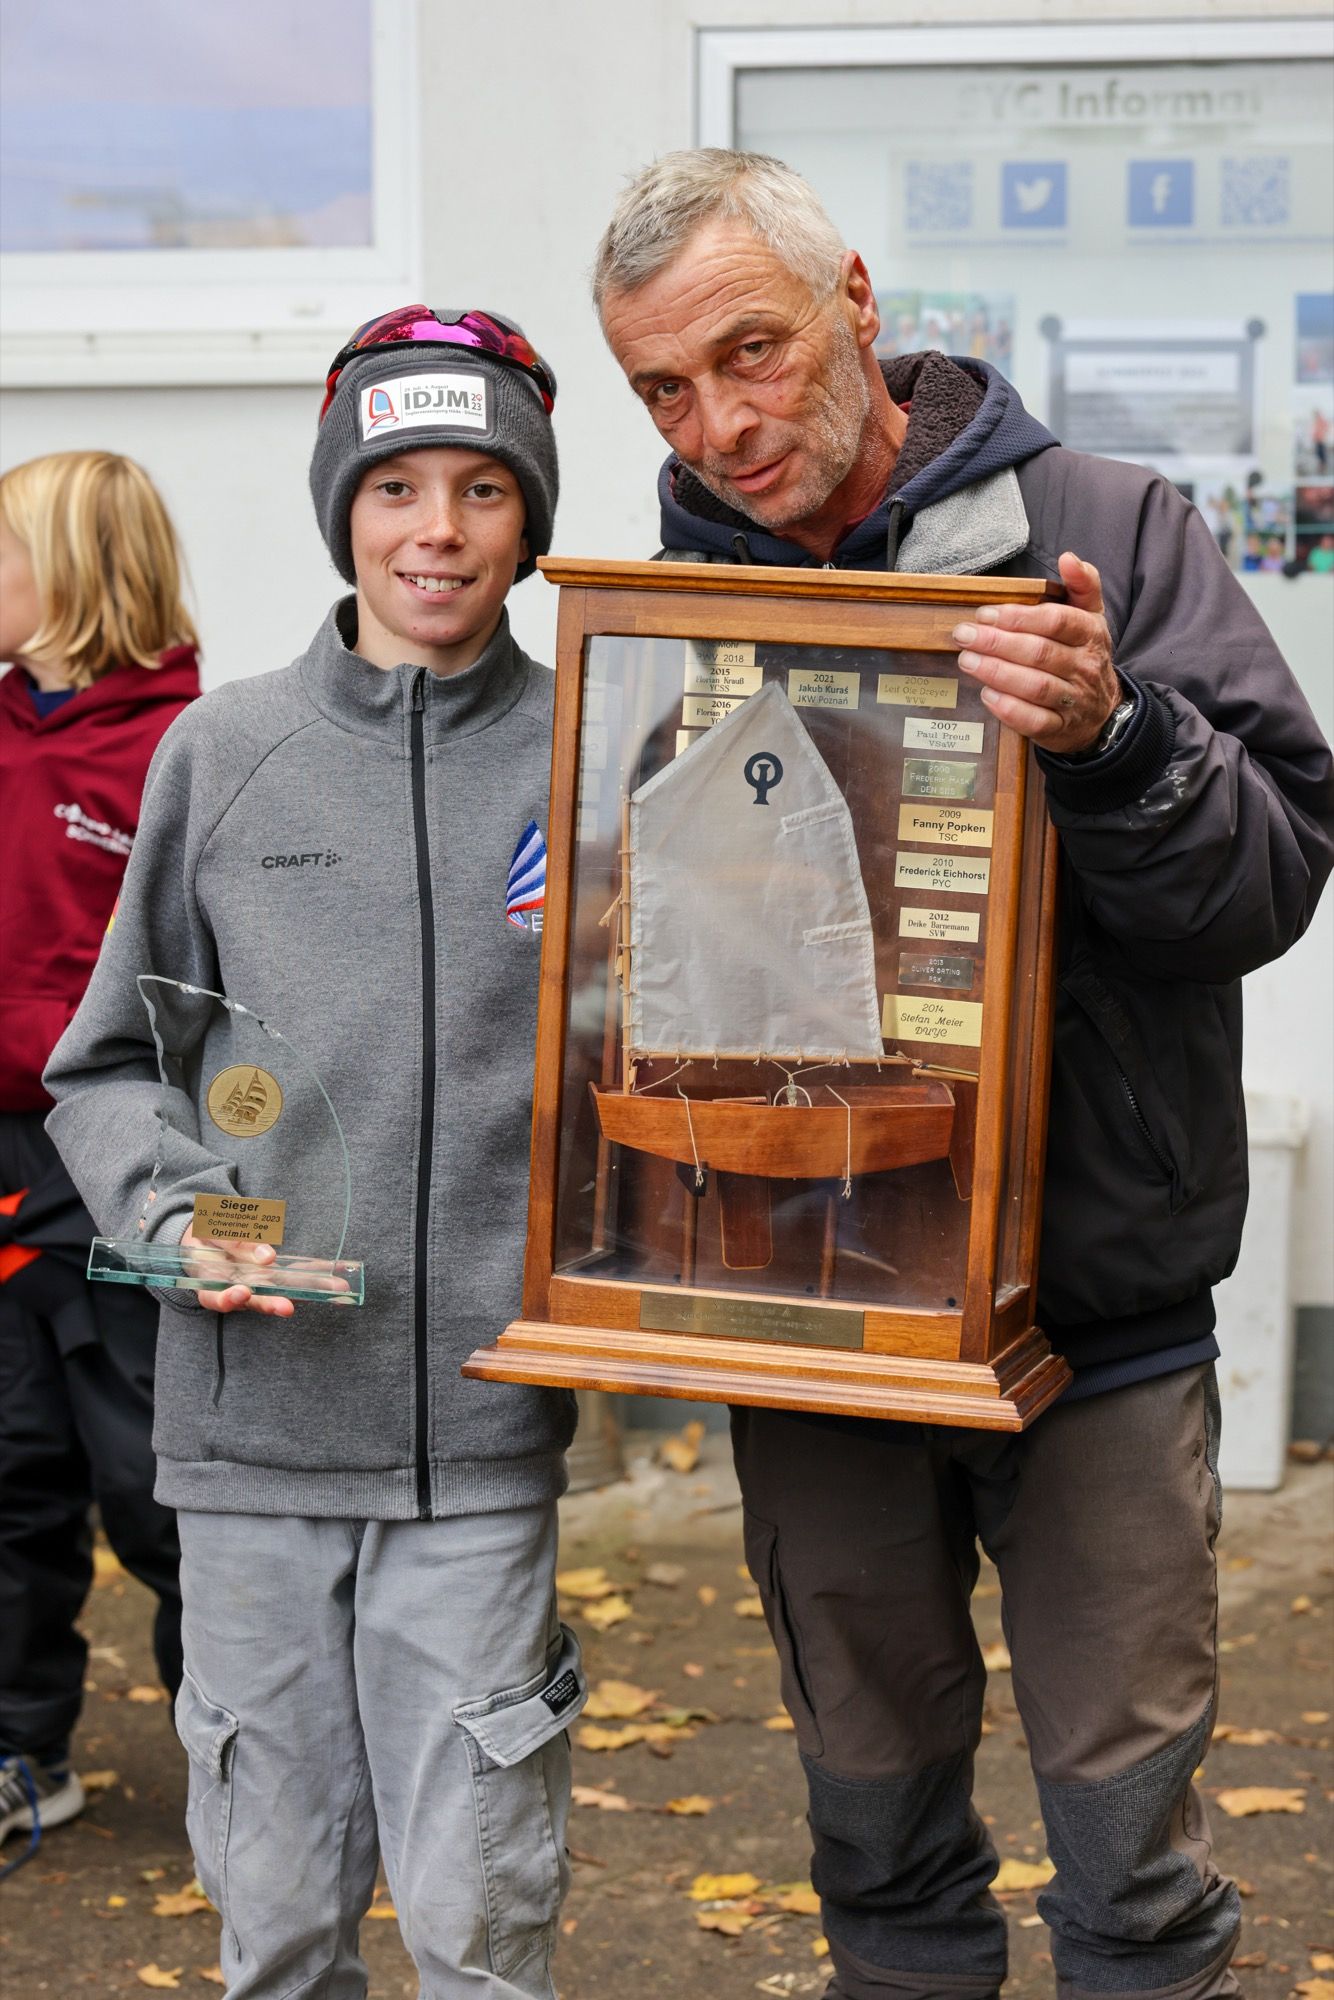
[628,680,882,1061]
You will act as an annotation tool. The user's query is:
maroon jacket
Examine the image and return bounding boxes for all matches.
[0,648,201,1112]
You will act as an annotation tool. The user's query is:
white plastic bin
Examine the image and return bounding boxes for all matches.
[1214,1089,1310,1491]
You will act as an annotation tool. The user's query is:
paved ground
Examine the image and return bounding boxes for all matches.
[2,1437,1330,1999]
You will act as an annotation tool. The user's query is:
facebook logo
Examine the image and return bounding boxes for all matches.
[1001,162,1067,229]
[1128,161,1194,227]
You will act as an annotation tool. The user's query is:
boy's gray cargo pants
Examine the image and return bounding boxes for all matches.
[731,1363,1240,2000]
[174,1500,583,1999]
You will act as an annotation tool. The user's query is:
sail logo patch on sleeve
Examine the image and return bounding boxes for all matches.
[506,820,546,931]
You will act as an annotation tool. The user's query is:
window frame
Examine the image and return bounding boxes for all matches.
[0,0,419,388]
[696,19,1332,146]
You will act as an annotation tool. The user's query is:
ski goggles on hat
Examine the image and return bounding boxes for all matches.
[319,306,557,422]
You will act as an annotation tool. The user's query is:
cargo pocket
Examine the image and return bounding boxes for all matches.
[741,1512,824,1761]
[454,1625,587,1985]
[174,1669,238,1935]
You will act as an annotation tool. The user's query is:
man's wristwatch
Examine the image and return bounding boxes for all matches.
[1070,687,1136,761]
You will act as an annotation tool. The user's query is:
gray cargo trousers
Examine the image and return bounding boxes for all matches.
[731,1364,1239,2000]
[174,1502,585,1999]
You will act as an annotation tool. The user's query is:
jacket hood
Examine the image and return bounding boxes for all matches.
[658,353,1056,568]
[0,645,202,731]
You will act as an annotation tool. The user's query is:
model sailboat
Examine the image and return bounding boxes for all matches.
[590,684,968,1240]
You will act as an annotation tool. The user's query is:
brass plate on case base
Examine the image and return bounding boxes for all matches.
[641,1292,865,1350]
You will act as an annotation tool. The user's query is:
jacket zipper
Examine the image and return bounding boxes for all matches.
[409,669,437,1519]
[1115,1065,1175,1181]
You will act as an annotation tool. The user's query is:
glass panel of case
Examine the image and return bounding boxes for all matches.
[552,632,1004,1325]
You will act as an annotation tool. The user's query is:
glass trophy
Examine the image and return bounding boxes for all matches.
[87,976,365,1305]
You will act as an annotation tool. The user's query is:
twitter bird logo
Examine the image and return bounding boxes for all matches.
[1002,162,1067,228]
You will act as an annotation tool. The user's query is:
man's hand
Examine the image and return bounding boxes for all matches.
[181,1225,296,1318]
[952,552,1122,755]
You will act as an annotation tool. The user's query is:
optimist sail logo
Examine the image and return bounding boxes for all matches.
[506,820,546,931]
[358,373,489,439]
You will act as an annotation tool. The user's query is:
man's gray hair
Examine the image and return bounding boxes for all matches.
[593,149,846,318]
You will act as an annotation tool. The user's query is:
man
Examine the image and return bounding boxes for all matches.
[44,309,582,1997]
[595,151,1334,2000]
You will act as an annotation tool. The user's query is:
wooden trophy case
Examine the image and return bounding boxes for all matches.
[463,559,1071,1429]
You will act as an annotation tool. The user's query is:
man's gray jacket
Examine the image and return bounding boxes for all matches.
[44,603,575,1517]
[656,352,1334,1390]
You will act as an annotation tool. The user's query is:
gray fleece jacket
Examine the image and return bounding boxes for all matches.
[45,601,575,1519]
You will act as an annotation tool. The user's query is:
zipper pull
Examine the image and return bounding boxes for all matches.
[411,667,427,713]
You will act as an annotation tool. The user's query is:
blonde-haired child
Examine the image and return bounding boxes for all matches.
[0,450,200,1864]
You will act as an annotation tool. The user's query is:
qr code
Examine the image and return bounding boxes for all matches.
[1221,157,1290,228]
[905,161,973,234]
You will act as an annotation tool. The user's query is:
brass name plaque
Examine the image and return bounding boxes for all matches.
[878,673,957,710]
[788,667,860,710]
[682,693,745,729]
[903,757,978,801]
[899,951,977,991]
[641,1291,865,1350]
[904,715,984,754]
[898,802,994,849]
[191,1194,286,1244]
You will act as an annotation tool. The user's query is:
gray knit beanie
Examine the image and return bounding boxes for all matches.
[310,341,558,583]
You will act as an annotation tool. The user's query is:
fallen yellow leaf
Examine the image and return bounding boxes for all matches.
[1301,1711,1330,1725]
[196,1972,225,1988]
[571,1784,636,1811]
[555,1567,614,1601]
[981,1642,1012,1672]
[697,1584,718,1607]
[583,1679,655,1720]
[364,1904,398,1920]
[664,1795,713,1816]
[136,1970,183,1991]
[733,1595,765,1619]
[1213,1724,1285,1746]
[107,1895,127,1908]
[770,1885,821,1914]
[153,1889,212,1918]
[659,1420,706,1475]
[690,1872,763,1901]
[1291,1594,1315,1614]
[813,1936,830,1958]
[763,1714,795,1732]
[697,1906,752,1935]
[82,1770,119,1792]
[1215,1786,1305,1817]
[1311,1954,1334,1972]
[1293,1982,1334,2000]
[993,1857,1055,1892]
[127,1685,169,1704]
[93,1545,126,1585]
[578,1723,648,1752]
[581,1595,633,1632]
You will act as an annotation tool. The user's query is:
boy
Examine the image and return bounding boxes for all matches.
[44,309,582,1998]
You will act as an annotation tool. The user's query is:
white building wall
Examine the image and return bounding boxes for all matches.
[2,0,1330,1310]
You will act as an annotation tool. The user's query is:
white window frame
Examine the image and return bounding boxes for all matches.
[0,0,419,388]
[697,17,1334,147]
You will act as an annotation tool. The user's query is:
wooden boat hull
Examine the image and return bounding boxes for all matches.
[590,1080,955,1180]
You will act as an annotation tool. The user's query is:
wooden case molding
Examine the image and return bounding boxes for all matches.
[464,560,1070,1429]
